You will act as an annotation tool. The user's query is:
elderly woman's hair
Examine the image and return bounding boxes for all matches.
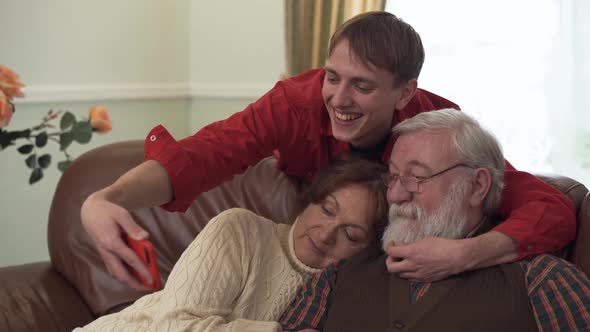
[392,108,505,215]
[299,157,389,236]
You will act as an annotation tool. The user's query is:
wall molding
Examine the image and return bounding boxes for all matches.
[17,83,192,104]
[190,82,274,99]
[15,82,275,104]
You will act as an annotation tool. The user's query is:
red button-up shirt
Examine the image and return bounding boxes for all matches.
[145,68,576,259]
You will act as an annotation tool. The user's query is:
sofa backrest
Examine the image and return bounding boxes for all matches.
[47,141,590,316]
[48,141,302,316]
[535,174,590,273]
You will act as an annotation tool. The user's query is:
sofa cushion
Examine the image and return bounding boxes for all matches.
[0,262,94,331]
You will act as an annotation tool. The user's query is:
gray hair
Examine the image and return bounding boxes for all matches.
[392,108,505,215]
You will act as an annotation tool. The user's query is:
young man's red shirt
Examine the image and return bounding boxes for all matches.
[145,68,576,260]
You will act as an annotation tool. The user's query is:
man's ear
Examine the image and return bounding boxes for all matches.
[469,168,492,208]
[394,79,418,110]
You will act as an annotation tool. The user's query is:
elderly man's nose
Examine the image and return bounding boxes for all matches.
[387,181,412,205]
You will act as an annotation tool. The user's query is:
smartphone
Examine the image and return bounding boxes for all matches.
[123,233,162,291]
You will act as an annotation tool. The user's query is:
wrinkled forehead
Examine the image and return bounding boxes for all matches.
[389,130,457,170]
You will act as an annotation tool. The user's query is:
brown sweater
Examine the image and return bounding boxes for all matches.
[324,246,538,332]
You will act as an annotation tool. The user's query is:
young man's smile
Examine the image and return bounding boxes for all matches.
[322,39,415,148]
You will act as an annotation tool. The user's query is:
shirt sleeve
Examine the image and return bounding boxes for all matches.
[76,209,281,332]
[523,255,590,331]
[492,161,577,259]
[144,84,302,212]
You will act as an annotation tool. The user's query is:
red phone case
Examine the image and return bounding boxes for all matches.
[123,234,162,290]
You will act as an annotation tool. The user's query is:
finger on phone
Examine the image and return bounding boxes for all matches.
[102,248,147,290]
[117,213,149,241]
[97,247,116,276]
[113,238,154,286]
[114,265,148,291]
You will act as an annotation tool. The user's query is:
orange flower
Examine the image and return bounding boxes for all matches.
[0,90,14,128]
[88,106,112,134]
[0,65,25,100]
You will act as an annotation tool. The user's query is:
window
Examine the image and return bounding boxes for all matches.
[387,0,590,186]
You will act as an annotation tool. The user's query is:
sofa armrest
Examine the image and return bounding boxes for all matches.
[573,192,590,277]
[0,262,95,332]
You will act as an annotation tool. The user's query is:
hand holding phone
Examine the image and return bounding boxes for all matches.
[123,233,162,291]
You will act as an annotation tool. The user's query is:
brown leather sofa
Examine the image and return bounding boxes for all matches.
[0,141,589,332]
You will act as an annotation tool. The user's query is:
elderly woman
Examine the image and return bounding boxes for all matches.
[75,158,388,332]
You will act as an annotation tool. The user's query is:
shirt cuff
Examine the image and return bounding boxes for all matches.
[144,125,194,212]
[492,220,562,261]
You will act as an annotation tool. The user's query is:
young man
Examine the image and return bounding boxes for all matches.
[323,109,590,332]
[81,11,575,314]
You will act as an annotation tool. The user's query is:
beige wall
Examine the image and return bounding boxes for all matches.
[0,0,285,266]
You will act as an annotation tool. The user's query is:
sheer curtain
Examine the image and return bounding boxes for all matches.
[387,0,590,186]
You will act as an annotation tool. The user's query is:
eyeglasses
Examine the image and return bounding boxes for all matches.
[381,163,473,193]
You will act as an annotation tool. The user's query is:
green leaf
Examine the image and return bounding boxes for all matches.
[17,144,34,154]
[0,132,12,149]
[25,154,37,168]
[60,133,74,151]
[38,154,51,169]
[57,160,73,172]
[72,121,92,144]
[29,168,43,185]
[60,112,76,130]
[35,131,48,148]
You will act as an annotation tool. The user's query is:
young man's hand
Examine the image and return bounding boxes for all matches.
[81,191,152,290]
[81,159,174,289]
[384,231,518,282]
[384,236,467,282]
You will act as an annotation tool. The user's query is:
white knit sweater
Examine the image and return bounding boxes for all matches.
[75,208,320,332]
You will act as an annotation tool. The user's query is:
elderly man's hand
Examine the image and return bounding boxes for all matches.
[384,236,470,282]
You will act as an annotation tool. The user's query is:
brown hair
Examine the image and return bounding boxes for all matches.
[328,11,425,86]
[298,157,389,238]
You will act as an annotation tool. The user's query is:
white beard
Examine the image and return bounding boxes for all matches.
[382,178,472,250]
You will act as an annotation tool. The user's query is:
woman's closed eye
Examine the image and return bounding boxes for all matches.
[344,230,358,242]
[321,205,336,217]
[344,227,366,243]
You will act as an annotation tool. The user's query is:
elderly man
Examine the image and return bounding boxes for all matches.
[323,109,590,332]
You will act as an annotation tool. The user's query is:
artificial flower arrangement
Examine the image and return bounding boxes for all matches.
[0,64,113,184]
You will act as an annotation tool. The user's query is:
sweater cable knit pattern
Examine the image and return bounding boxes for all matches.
[74,208,320,332]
